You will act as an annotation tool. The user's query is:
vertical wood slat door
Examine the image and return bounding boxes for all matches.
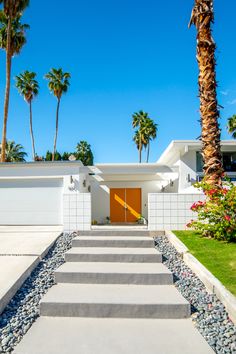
[110,188,126,223]
[110,188,141,223]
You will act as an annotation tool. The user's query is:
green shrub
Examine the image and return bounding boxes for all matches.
[187,179,236,242]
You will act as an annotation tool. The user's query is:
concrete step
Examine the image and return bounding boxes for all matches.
[40,283,190,319]
[65,247,162,263]
[79,230,163,236]
[72,236,154,248]
[13,317,214,354]
[55,262,173,285]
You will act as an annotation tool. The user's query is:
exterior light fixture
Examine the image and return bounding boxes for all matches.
[83,179,86,187]
[69,175,75,191]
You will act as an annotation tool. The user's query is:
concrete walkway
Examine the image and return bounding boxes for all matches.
[14,230,213,354]
[0,226,62,314]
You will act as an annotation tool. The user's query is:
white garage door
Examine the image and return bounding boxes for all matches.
[0,178,63,225]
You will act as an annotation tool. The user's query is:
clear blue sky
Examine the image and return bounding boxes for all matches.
[0,0,235,163]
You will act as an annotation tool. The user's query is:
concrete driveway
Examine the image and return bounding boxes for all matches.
[0,226,63,314]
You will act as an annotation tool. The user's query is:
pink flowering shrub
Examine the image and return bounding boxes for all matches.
[187,179,236,242]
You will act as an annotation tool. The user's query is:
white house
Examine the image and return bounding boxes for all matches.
[0,140,235,231]
[157,140,236,193]
[0,161,91,231]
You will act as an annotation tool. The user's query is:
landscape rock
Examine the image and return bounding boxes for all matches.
[155,236,236,354]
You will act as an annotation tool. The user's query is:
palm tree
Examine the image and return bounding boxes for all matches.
[15,71,39,161]
[0,140,27,162]
[143,118,158,163]
[133,129,146,163]
[227,115,236,139]
[45,68,71,161]
[189,0,223,186]
[132,111,149,163]
[76,141,94,166]
[0,0,29,162]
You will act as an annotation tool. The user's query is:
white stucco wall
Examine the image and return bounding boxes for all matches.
[63,193,91,232]
[148,193,205,230]
[90,180,163,224]
[178,150,198,192]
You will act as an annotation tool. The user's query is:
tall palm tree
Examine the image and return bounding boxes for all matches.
[143,118,158,163]
[132,111,149,163]
[45,68,71,161]
[133,129,146,163]
[76,141,94,166]
[189,0,223,186]
[15,71,39,161]
[0,0,29,162]
[227,115,236,139]
[0,140,27,162]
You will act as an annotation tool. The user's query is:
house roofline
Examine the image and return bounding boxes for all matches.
[0,160,83,168]
[157,139,236,165]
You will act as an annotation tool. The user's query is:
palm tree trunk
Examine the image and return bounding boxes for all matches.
[139,125,142,163]
[139,141,142,163]
[29,100,36,161]
[146,142,150,163]
[52,97,60,161]
[1,17,12,162]
[189,0,223,186]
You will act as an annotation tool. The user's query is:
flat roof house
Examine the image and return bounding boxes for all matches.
[88,140,236,226]
[0,140,235,231]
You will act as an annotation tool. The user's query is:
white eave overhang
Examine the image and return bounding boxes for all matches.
[88,163,175,175]
[157,140,236,165]
[0,160,83,178]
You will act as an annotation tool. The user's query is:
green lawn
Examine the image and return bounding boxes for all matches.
[173,231,236,296]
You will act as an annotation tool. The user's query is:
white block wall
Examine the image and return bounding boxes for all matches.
[148,193,205,231]
[63,193,91,232]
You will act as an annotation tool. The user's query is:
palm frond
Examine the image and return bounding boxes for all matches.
[44,67,71,99]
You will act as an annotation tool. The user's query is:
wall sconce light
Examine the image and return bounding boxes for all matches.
[69,175,75,191]
[170,179,174,187]
[83,179,86,188]
[88,185,91,192]
[186,174,191,183]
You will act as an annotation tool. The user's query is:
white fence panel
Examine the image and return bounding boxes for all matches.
[63,193,91,232]
[148,193,205,230]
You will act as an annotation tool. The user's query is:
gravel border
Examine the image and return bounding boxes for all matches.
[155,236,236,354]
[1,232,235,353]
[0,232,75,353]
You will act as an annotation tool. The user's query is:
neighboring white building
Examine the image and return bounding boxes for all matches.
[0,140,235,231]
[157,140,236,193]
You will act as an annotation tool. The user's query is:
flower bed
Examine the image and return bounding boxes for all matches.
[188,180,236,242]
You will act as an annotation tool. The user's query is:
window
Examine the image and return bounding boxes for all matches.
[196,151,236,173]
[196,151,204,172]
[223,152,236,172]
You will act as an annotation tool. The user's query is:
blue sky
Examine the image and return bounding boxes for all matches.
[0,0,235,163]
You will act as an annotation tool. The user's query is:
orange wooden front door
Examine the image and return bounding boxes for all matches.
[126,188,141,222]
[110,188,141,223]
